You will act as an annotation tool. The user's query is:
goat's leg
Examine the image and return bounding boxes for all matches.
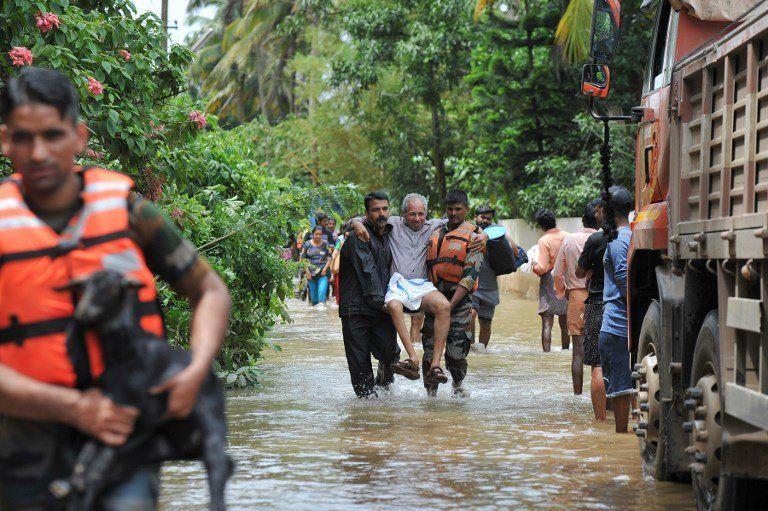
[198,398,233,511]
[51,441,98,511]
[78,446,116,511]
[202,427,232,511]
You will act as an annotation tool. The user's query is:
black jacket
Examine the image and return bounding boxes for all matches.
[338,219,393,318]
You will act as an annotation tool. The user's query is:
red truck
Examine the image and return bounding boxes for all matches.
[582,0,768,509]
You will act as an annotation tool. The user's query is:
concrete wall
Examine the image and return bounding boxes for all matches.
[496,217,583,299]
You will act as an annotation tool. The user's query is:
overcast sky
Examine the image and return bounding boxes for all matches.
[132,0,211,45]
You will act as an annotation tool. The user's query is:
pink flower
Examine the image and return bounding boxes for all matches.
[35,12,61,33]
[84,148,105,159]
[188,109,207,129]
[8,47,33,67]
[170,208,184,219]
[87,77,104,96]
[118,49,131,61]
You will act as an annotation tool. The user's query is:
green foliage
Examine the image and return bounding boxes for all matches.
[186,1,390,193]
[332,0,476,203]
[191,0,654,222]
[516,155,602,220]
[188,0,300,125]
[514,114,635,220]
[464,1,581,216]
[155,125,358,386]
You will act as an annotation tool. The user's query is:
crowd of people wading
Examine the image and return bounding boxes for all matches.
[290,185,637,432]
[0,66,636,510]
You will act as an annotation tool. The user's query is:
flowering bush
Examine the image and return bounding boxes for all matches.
[1,0,194,170]
[157,125,359,386]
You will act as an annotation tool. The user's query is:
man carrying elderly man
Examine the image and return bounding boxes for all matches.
[351,192,487,394]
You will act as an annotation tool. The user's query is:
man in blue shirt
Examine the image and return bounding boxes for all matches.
[599,186,634,433]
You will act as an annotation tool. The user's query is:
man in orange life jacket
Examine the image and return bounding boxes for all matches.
[0,68,232,510]
[423,190,485,397]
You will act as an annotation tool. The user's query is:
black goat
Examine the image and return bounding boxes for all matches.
[49,270,233,511]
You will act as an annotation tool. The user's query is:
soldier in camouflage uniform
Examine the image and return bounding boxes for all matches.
[422,191,484,397]
[0,68,231,510]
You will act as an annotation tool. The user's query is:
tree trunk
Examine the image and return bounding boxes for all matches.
[523,0,545,156]
[308,11,319,184]
[257,70,270,124]
[161,0,169,50]
[431,99,447,201]
[308,8,318,116]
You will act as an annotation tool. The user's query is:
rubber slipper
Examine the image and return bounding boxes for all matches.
[426,366,449,384]
[391,359,420,380]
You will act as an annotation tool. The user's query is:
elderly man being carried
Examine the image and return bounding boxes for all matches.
[351,193,486,385]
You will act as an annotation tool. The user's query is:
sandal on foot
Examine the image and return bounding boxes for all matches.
[426,366,449,384]
[390,359,420,380]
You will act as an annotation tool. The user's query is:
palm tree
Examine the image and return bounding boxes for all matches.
[188,0,298,125]
[554,0,593,63]
[474,0,593,63]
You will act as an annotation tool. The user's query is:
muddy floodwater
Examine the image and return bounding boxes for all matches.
[160,296,694,510]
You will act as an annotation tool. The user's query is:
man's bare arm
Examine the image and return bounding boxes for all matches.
[152,267,231,418]
[0,364,139,446]
[449,284,470,310]
[351,215,401,243]
[130,197,232,418]
[350,217,370,243]
[181,269,231,373]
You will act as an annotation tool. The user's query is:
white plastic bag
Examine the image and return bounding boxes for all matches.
[517,244,540,274]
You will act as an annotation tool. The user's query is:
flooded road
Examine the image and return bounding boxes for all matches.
[161,295,694,510]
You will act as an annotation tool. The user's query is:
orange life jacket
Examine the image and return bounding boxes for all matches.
[0,167,165,388]
[426,221,478,292]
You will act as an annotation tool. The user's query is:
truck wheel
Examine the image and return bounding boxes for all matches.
[687,310,736,511]
[635,300,668,480]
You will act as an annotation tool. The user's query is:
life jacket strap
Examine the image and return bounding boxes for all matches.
[0,300,160,345]
[0,230,131,265]
[432,256,462,266]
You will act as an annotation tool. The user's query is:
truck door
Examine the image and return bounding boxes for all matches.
[637,1,678,208]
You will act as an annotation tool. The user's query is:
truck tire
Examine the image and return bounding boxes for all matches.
[635,300,668,480]
[688,310,739,511]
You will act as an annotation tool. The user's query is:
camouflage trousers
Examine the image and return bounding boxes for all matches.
[421,298,473,389]
[0,416,159,511]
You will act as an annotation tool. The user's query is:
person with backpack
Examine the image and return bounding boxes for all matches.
[470,205,526,351]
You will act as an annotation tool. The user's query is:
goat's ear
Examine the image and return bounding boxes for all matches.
[54,275,89,292]
[122,277,145,290]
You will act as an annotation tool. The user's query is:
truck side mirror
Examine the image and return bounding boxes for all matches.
[582,64,611,98]
[589,0,621,63]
